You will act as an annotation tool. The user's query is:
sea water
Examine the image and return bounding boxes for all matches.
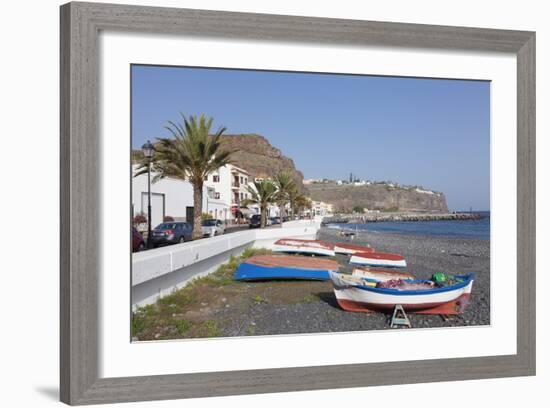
[330,212,490,240]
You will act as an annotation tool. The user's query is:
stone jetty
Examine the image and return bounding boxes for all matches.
[322,212,484,225]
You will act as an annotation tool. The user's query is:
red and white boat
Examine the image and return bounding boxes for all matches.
[350,252,407,268]
[351,267,415,282]
[272,238,335,256]
[334,243,375,255]
[329,271,474,315]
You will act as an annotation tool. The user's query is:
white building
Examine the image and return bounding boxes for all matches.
[132,162,292,228]
[132,163,284,228]
[306,201,333,217]
[204,164,253,221]
[132,165,229,228]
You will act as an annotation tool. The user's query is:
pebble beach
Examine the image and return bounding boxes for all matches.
[133,226,490,340]
[318,227,490,327]
[214,227,491,336]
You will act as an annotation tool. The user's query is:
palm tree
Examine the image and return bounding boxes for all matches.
[134,113,233,240]
[293,194,312,218]
[242,179,278,228]
[287,189,307,219]
[273,172,296,226]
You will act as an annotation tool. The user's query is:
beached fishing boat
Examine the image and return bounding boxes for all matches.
[334,242,375,255]
[272,238,335,256]
[350,252,407,268]
[352,267,415,282]
[329,271,474,315]
[235,255,339,281]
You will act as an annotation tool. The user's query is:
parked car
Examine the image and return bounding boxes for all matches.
[150,222,193,247]
[249,214,261,228]
[201,219,225,237]
[132,227,146,252]
[269,217,280,225]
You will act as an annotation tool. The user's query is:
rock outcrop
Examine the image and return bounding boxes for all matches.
[219,134,304,189]
[307,182,448,213]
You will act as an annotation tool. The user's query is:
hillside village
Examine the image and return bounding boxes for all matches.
[304,175,443,196]
[305,176,448,214]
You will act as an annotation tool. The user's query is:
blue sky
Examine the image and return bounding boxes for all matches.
[131,65,490,211]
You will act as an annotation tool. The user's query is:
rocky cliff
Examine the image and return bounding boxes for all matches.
[307,183,449,213]
[219,134,304,188]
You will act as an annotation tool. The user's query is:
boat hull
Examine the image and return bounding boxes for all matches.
[234,255,339,281]
[335,294,471,315]
[235,263,332,281]
[272,239,335,256]
[272,245,335,256]
[330,271,474,315]
[350,252,407,268]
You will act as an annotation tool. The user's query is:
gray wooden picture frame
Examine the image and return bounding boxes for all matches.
[60,2,536,405]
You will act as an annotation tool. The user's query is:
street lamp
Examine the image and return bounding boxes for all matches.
[142,140,155,248]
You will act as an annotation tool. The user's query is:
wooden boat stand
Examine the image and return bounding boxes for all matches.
[390,305,411,328]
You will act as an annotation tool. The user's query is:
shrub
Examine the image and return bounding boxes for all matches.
[133,213,147,225]
[163,215,174,222]
[201,212,213,220]
[175,319,193,335]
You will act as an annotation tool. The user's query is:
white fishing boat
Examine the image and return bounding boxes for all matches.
[272,238,335,256]
[329,271,474,315]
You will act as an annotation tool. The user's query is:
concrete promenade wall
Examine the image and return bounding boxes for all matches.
[132,221,320,307]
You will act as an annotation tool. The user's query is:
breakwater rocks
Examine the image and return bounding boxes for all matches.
[323,212,484,225]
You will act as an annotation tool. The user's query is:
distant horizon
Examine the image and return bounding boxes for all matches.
[132,65,490,211]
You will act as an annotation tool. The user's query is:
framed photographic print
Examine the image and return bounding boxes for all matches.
[60,2,535,405]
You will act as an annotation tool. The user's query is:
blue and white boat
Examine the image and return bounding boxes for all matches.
[329,271,474,315]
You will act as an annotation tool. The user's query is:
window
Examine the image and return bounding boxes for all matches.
[240,176,243,184]
[245,177,248,184]
[214,192,220,199]
[213,175,219,182]
[207,187,215,199]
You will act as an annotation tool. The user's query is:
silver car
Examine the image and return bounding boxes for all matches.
[201,219,226,237]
